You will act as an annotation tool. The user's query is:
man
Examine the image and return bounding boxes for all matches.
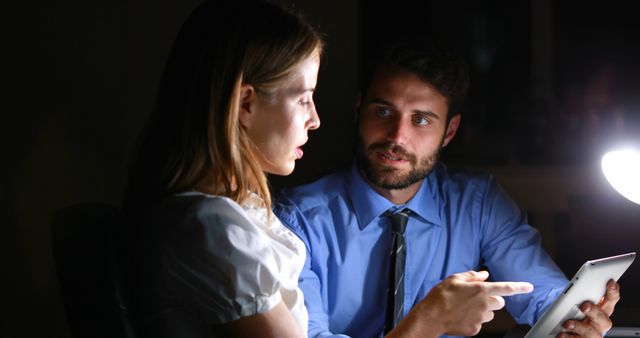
[274,43,620,338]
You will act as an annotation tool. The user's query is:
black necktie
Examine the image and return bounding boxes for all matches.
[383,209,410,334]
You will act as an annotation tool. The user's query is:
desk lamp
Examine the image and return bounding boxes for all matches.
[601,148,640,205]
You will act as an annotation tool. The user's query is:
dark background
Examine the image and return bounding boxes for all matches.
[2,0,639,337]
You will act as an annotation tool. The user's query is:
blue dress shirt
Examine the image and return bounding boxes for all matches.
[274,163,568,338]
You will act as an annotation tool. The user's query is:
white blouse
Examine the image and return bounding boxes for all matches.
[165,191,308,333]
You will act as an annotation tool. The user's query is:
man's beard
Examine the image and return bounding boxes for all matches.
[356,133,443,190]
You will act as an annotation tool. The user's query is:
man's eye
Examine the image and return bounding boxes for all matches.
[376,107,391,117]
[298,99,310,106]
[413,115,430,126]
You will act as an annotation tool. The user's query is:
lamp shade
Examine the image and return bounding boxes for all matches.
[601,149,640,205]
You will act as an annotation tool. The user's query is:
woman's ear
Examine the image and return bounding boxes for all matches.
[238,84,256,128]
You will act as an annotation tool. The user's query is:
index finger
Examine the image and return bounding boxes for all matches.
[482,281,534,296]
[599,280,620,316]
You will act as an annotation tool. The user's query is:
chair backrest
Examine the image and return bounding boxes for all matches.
[52,203,136,338]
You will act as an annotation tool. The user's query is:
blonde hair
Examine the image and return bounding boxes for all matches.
[125,1,323,213]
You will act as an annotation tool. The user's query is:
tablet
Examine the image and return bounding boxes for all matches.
[606,327,640,337]
[524,252,636,338]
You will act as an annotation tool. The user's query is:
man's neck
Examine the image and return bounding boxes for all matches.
[375,182,422,205]
[358,169,424,205]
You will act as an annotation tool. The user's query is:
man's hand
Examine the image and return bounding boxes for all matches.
[388,270,533,338]
[558,280,620,338]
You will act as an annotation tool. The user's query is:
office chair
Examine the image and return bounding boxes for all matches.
[52,203,136,338]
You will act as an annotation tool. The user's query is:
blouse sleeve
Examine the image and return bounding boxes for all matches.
[163,196,282,324]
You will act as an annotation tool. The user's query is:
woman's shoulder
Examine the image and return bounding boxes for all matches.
[175,191,243,213]
[148,193,284,326]
[169,192,253,231]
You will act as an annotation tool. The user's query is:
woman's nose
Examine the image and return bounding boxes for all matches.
[307,102,320,130]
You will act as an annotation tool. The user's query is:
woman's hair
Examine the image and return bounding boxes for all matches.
[124,0,324,213]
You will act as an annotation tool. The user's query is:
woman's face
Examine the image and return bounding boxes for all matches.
[242,53,321,176]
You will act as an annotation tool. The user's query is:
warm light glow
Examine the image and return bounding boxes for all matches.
[601,149,640,205]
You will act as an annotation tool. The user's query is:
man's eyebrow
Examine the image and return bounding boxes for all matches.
[417,110,440,120]
[366,98,393,106]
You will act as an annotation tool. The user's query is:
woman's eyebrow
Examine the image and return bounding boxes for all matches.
[283,87,315,96]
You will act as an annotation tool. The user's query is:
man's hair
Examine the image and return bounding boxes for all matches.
[360,41,470,120]
[124,0,324,213]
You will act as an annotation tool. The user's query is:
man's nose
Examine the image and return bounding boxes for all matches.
[386,115,409,144]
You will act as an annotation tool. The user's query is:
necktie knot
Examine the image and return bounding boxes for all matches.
[388,209,410,234]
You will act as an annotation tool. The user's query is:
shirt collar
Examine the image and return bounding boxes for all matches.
[347,163,444,229]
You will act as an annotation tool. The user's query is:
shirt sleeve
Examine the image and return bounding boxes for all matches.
[163,197,282,324]
[479,177,568,325]
[274,200,351,338]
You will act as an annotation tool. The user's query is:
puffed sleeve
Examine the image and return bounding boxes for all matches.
[162,196,282,324]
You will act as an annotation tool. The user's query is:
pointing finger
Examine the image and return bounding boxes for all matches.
[483,281,534,296]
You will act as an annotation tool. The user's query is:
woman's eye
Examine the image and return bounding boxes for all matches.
[298,98,312,106]
[413,115,430,126]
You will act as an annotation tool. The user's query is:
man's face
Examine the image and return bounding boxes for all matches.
[356,67,459,190]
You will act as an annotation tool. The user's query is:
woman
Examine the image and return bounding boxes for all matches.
[123,1,323,337]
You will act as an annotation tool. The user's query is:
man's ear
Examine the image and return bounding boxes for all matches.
[442,114,461,148]
[238,84,256,129]
[354,92,362,123]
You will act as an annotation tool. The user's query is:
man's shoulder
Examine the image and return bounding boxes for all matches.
[274,169,352,234]
[435,163,495,191]
[276,169,350,212]
[434,164,517,213]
